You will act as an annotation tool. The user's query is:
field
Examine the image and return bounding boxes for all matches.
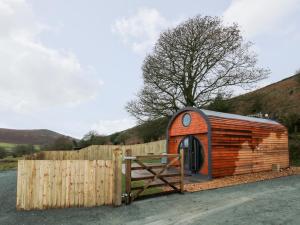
[0,142,40,151]
[0,157,22,171]
[0,142,18,150]
[0,142,19,171]
[0,142,40,171]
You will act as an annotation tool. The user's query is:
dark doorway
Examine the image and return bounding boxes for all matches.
[178,136,203,175]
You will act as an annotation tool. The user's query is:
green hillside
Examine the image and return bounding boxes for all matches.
[107,73,300,165]
[228,73,300,128]
[0,128,74,146]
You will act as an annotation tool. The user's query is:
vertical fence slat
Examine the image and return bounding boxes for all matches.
[108,161,113,204]
[38,161,43,209]
[61,161,66,208]
[112,149,122,206]
[125,149,132,205]
[180,149,184,193]
[16,160,22,210]
[103,161,108,205]
[99,160,105,205]
[69,160,74,207]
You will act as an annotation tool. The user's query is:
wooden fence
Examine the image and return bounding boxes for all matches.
[18,140,166,210]
[83,140,166,157]
[17,149,122,210]
[26,140,166,160]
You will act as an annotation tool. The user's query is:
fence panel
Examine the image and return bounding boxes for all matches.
[26,140,166,160]
[17,155,122,210]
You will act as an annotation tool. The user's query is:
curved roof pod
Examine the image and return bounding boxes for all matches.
[166,107,288,179]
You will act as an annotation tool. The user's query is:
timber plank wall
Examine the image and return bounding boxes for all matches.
[167,107,289,179]
[17,150,122,210]
[209,116,289,177]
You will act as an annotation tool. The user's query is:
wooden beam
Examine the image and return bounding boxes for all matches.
[131,164,180,170]
[125,149,132,204]
[134,159,180,191]
[180,149,184,193]
[112,149,122,206]
[131,173,181,181]
[135,154,179,160]
[131,181,180,191]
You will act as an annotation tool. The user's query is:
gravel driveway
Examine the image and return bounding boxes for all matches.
[1,170,300,225]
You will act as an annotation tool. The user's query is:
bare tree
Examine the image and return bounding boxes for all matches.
[126,15,269,121]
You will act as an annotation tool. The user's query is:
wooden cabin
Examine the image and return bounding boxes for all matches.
[167,107,289,179]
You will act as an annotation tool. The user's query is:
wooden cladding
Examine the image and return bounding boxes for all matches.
[169,111,208,136]
[167,108,289,179]
[209,116,289,177]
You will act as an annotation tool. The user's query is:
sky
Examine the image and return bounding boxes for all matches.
[0,0,300,138]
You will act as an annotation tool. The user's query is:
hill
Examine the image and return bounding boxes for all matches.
[0,128,74,146]
[107,117,169,145]
[228,73,300,119]
[108,73,300,144]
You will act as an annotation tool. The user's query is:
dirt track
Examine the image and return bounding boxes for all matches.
[1,170,300,225]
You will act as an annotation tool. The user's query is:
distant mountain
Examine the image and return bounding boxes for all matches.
[0,128,74,146]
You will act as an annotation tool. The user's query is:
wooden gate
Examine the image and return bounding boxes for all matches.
[124,149,184,204]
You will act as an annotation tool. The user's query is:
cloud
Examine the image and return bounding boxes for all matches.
[91,118,135,135]
[112,8,174,54]
[0,0,102,113]
[223,0,300,37]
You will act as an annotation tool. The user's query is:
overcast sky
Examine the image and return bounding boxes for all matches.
[0,0,300,138]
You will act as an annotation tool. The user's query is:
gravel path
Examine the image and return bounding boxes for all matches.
[1,170,300,225]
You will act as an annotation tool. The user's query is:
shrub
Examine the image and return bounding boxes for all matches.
[12,145,36,157]
[206,93,232,113]
[0,147,7,159]
[136,117,169,143]
[279,113,300,133]
[44,137,74,151]
[289,134,300,166]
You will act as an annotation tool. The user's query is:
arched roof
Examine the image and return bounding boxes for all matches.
[201,109,280,125]
[167,107,280,129]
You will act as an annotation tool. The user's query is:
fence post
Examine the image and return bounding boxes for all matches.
[180,149,184,193]
[125,149,132,204]
[112,149,122,206]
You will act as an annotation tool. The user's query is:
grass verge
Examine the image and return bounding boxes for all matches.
[0,157,22,171]
[121,174,162,196]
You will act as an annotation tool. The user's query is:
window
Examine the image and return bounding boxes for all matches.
[182,113,191,127]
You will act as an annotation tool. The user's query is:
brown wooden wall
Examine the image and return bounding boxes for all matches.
[167,109,289,178]
[208,116,289,177]
[168,111,209,175]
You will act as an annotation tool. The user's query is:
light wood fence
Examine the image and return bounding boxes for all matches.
[17,150,122,210]
[26,140,166,160]
[18,140,166,210]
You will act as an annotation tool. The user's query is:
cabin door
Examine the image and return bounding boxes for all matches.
[179,135,203,175]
